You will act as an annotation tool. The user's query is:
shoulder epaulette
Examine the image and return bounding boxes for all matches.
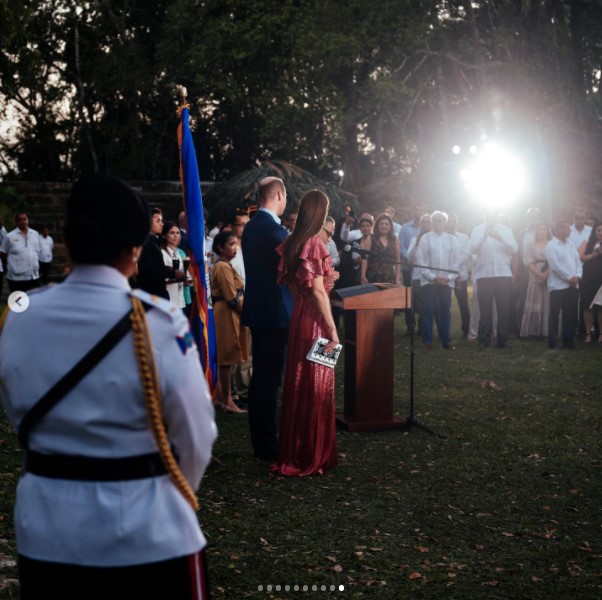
[129,289,182,322]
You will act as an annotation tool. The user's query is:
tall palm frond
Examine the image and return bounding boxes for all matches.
[204,160,357,226]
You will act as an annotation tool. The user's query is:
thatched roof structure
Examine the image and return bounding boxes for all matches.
[203,160,357,227]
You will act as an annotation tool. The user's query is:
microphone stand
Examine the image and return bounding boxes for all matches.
[348,251,452,439]
[405,260,462,438]
[342,247,456,438]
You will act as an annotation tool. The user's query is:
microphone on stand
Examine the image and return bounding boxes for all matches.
[343,242,373,257]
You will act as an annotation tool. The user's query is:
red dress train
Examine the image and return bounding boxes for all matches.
[273,236,337,476]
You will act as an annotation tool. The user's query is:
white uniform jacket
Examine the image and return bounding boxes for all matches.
[0,265,217,566]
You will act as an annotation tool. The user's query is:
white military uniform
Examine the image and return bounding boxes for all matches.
[0,264,217,566]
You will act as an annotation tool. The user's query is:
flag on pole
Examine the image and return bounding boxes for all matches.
[177,100,217,390]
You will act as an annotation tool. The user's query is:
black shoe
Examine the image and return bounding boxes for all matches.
[496,342,507,349]
[443,344,455,350]
[254,450,277,461]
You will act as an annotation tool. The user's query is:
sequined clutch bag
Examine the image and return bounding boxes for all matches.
[306,337,343,368]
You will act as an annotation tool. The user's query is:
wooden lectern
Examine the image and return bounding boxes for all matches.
[333,283,411,432]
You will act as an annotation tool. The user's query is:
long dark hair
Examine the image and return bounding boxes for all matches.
[160,221,178,249]
[213,231,236,257]
[280,190,329,282]
[373,213,396,245]
[585,222,602,254]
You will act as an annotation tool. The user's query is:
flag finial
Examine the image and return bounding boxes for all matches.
[177,85,187,102]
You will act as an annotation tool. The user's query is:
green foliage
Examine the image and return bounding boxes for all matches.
[203,159,357,224]
[0,1,601,213]
[0,186,26,223]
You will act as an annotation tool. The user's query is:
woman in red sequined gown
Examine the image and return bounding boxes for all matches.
[274,190,339,476]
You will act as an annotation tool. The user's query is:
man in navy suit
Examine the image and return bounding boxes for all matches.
[242,177,294,460]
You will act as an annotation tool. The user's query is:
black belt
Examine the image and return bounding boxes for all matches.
[25,450,168,481]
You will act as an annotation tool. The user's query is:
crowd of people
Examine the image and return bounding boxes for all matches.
[331,204,601,351]
[1,173,600,598]
[0,212,54,294]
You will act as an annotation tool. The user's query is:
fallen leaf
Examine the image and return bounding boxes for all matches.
[333,564,343,573]
[409,572,421,580]
[417,546,429,553]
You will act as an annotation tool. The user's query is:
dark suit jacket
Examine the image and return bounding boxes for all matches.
[136,235,174,300]
[241,210,294,329]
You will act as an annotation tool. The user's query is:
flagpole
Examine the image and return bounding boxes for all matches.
[176,86,218,391]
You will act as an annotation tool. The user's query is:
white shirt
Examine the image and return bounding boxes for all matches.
[469,223,518,279]
[339,222,362,244]
[415,231,459,287]
[0,266,217,566]
[0,227,41,280]
[325,238,340,268]
[230,244,246,283]
[450,231,470,281]
[545,237,583,292]
[39,234,54,263]
[568,224,591,250]
[161,247,186,308]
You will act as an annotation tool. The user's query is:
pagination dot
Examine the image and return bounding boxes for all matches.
[257,582,345,593]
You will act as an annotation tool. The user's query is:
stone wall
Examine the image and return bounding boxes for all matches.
[0,180,215,297]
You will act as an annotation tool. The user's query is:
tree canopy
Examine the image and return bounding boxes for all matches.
[1,1,601,217]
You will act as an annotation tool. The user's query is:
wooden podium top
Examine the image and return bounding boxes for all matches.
[333,283,411,310]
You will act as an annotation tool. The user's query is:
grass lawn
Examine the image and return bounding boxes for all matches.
[1,298,601,598]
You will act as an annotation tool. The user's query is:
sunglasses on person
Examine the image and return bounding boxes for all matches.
[322,227,333,238]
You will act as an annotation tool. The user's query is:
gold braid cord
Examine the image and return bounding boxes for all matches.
[0,306,9,334]
[130,297,199,511]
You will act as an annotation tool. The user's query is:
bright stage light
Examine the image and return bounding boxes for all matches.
[461,143,527,210]
[452,145,461,155]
